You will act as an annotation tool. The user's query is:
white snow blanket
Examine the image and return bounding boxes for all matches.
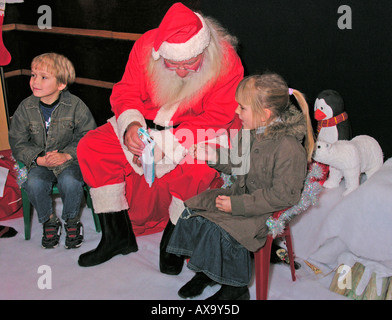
[291,157,392,295]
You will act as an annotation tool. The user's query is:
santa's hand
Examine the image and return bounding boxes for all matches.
[153,144,165,163]
[124,122,144,156]
[132,154,142,167]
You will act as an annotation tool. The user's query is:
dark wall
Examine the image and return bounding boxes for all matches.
[3,0,200,126]
[3,0,392,159]
[200,0,392,159]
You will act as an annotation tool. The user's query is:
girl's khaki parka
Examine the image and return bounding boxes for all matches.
[185,105,308,252]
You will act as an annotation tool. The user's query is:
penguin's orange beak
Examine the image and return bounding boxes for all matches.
[314,109,326,121]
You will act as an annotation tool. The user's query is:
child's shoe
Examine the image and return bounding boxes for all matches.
[65,218,84,249]
[206,284,250,300]
[178,272,217,299]
[42,216,62,249]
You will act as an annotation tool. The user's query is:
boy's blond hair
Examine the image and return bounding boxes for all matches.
[31,53,75,85]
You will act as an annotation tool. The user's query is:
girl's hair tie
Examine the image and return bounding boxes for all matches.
[288,88,294,96]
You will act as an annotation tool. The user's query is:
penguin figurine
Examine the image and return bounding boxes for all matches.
[314,89,352,143]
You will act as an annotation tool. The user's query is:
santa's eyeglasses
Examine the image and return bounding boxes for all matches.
[163,55,203,72]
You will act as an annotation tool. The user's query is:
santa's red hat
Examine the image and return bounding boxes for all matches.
[152,2,211,61]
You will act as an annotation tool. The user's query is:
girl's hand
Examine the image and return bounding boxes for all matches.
[189,144,198,158]
[215,195,232,213]
[190,143,218,162]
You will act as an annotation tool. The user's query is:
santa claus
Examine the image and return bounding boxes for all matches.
[77,3,244,273]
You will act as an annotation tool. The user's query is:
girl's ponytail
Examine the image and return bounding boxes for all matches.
[291,89,315,162]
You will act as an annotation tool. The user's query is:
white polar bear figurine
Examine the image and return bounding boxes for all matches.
[313,135,383,196]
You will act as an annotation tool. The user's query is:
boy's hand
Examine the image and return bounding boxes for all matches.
[45,150,71,166]
[36,150,71,167]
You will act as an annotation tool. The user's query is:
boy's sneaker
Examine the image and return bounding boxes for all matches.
[42,217,62,249]
[65,219,84,249]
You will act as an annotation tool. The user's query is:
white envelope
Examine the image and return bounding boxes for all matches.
[0,166,9,197]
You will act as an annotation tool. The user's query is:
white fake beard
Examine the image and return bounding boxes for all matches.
[148,55,216,111]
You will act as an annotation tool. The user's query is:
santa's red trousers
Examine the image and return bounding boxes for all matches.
[77,122,220,236]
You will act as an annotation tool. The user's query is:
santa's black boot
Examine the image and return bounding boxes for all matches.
[78,210,138,267]
[159,219,184,275]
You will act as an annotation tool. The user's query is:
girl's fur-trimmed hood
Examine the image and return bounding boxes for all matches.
[261,105,307,142]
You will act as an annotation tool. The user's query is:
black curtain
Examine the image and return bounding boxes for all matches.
[200,0,392,159]
[3,0,391,158]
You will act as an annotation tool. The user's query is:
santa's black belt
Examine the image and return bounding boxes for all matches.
[145,119,179,131]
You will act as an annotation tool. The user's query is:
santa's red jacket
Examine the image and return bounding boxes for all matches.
[77,28,243,236]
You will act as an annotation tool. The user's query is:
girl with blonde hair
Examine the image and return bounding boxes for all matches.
[167,72,315,300]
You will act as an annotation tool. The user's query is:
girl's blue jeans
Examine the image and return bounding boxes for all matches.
[22,164,84,223]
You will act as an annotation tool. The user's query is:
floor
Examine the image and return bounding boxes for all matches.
[0,195,347,301]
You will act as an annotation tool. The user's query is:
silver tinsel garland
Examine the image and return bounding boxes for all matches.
[266,162,327,238]
[13,162,28,187]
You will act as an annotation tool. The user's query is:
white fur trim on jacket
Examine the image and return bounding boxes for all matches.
[154,102,180,127]
[169,196,185,225]
[89,182,128,213]
[152,13,211,61]
[115,109,147,142]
